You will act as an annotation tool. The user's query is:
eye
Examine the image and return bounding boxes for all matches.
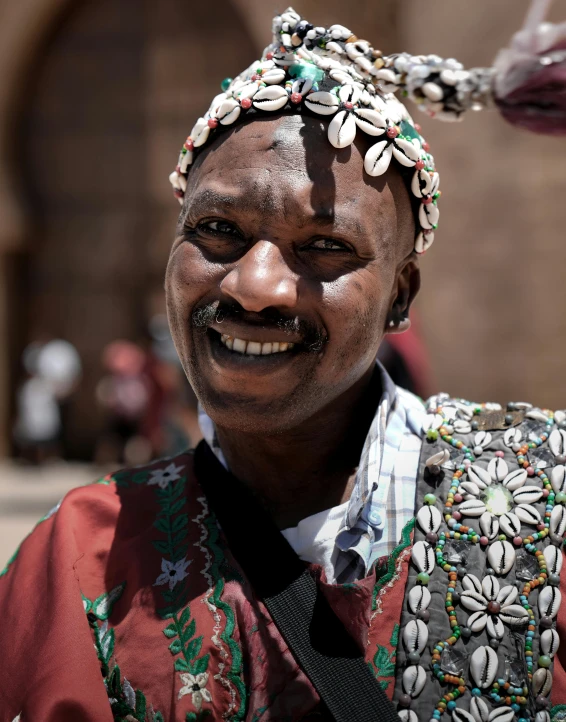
[199,220,241,236]
[308,238,351,252]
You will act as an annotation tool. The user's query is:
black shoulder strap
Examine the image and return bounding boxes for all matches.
[194,440,400,722]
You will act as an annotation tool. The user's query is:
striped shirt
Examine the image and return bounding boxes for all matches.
[199,362,425,584]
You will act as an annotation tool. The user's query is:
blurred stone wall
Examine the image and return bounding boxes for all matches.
[0,0,565,456]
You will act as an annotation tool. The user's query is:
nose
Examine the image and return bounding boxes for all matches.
[219,240,299,312]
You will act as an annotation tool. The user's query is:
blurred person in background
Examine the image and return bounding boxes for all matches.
[12,339,81,464]
[2,2,566,721]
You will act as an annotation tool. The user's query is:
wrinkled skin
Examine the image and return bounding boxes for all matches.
[166,114,419,525]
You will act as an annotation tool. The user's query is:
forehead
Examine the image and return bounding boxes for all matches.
[184,114,412,244]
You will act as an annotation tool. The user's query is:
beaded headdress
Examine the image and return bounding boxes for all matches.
[169,8,495,254]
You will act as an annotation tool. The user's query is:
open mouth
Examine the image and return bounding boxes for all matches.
[219,333,295,356]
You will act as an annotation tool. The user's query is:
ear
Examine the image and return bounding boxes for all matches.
[384,256,421,335]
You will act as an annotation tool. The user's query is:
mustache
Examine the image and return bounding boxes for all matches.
[192,300,327,353]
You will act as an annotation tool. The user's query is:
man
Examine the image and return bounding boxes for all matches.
[1,8,565,722]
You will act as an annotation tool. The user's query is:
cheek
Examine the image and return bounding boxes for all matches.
[321,269,389,373]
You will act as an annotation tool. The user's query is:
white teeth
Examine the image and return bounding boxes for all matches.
[219,335,294,356]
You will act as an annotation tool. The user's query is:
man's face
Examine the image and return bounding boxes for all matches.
[166,114,418,433]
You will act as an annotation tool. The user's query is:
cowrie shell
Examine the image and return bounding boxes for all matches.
[480,512,499,540]
[515,504,541,525]
[468,465,491,489]
[364,140,393,176]
[513,485,543,504]
[238,82,260,100]
[402,665,426,697]
[533,667,553,697]
[502,469,527,491]
[422,413,443,431]
[403,619,428,654]
[453,710,475,722]
[252,85,288,112]
[353,108,386,136]
[499,512,521,538]
[496,585,518,607]
[487,540,515,574]
[488,708,515,722]
[392,137,420,167]
[498,604,529,626]
[291,78,313,96]
[328,111,357,148]
[475,431,492,448]
[453,419,472,434]
[504,428,522,447]
[375,68,397,85]
[408,585,431,614]
[470,696,490,722]
[398,712,418,722]
[551,465,566,494]
[460,590,488,612]
[538,585,561,618]
[328,68,351,84]
[527,408,549,423]
[550,428,566,455]
[460,481,481,497]
[462,574,482,594]
[415,231,434,254]
[481,575,500,600]
[541,628,560,657]
[470,645,498,689]
[426,449,450,467]
[488,457,508,481]
[338,84,361,105]
[544,544,563,574]
[458,499,486,517]
[304,91,340,115]
[411,169,432,198]
[550,504,566,542]
[467,610,488,632]
[411,540,435,574]
[216,99,241,125]
[486,615,505,639]
[261,68,286,85]
[419,200,439,230]
[190,118,210,147]
[179,150,193,173]
[422,81,444,101]
[555,410,566,424]
[417,505,441,534]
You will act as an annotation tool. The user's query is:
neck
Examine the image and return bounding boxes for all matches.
[214,365,383,528]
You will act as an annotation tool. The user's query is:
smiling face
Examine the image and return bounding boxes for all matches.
[166,114,419,434]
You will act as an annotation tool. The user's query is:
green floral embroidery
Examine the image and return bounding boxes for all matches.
[551,705,566,721]
[372,518,415,611]
[150,474,210,699]
[84,583,162,721]
[204,512,248,720]
[371,623,399,690]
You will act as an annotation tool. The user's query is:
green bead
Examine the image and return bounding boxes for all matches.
[417,572,430,585]
[424,493,436,505]
[221,77,232,91]
[426,429,439,441]
[556,492,566,504]
[538,655,551,668]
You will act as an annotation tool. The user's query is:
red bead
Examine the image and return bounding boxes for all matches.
[173,189,184,199]
[487,601,501,614]
[386,126,398,138]
[527,466,535,476]
[175,165,181,173]
[266,52,274,60]
[422,196,433,205]
[513,536,523,546]
[184,138,194,151]
[252,73,261,81]
[415,123,422,132]
[241,98,252,109]
[207,118,218,128]
[343,101,354,110]
[454,494,463,503]
[537,523,546,531]
[291,92,302,104]
[480,536,489,545]
[452,511,462,521]
[422,141,430,151]
[543,489,550,497]
[415,159,425,170]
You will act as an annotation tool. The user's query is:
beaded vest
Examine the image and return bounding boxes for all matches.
[392,398,565,722]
